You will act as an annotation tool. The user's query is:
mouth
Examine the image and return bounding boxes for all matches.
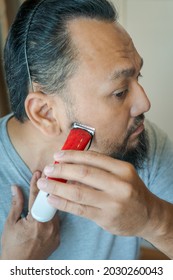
[129,120,145,140]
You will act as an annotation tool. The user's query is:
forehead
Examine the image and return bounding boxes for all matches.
[68,18,141,74]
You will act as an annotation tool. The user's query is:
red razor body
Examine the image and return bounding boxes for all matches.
[50,127,94,182]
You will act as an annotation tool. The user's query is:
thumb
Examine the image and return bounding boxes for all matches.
[28,171,42,211]
[7,185,24,224]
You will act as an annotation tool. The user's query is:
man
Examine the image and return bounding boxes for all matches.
[0,0,173,259]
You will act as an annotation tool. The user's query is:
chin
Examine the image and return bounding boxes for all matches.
[124,130,149,169]
[127,137,140,149]
[109,129,149,170]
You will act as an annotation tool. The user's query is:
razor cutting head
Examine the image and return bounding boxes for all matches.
[72,122,95,150]
[72,122,95,136]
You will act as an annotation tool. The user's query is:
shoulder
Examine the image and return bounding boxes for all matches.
[140,120,173,201]
[0,113,13,154]
[145,119,169,148]
[144,119,173,161]
[0,113,13,127]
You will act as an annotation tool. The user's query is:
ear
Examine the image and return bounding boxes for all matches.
[25,91,60,136]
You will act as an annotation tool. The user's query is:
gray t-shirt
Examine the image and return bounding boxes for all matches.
[0,114,173,259]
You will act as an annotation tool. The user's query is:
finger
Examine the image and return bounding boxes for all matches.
[47,194,101,221]
[53,150,133,176]
[28,171,42,211]
[43,161,123,193]
[37,178,106,207]
[7,185,24,224]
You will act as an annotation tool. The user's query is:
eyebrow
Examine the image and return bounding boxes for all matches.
[110,58,144,80]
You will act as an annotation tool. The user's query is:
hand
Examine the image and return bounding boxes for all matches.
[37,150,155,238]
[1,171,60,260]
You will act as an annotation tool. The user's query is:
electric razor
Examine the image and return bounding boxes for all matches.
[31,122,95,222]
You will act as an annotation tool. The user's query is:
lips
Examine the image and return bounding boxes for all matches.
[133,123,144,134]
[130,120,145,139]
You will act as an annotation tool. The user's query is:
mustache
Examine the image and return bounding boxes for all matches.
[127,114,145,137]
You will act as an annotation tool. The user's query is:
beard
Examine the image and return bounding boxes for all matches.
[113,130,149,170]
[109,115,149,170]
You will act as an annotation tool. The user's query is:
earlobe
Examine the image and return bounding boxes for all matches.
[25,92,60,136]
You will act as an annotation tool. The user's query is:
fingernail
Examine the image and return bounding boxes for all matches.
[44,164,54,174]
[54,151,65,160]
[37,178,48,189]
[11,185,17,196]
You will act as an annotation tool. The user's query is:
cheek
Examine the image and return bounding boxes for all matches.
[94,121,126,153]
[75,103,129,151]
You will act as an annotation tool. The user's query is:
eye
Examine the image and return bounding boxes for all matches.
[113,89,128,99]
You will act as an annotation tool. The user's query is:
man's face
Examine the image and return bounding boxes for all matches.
[56,19,151,168]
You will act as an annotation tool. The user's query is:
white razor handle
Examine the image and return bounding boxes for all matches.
[31,190,57,222]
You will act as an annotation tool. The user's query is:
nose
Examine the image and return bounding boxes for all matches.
[130,83,151,117]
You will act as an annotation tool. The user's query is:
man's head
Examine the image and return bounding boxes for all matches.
[4,0,151,168]
[4,0,116,121]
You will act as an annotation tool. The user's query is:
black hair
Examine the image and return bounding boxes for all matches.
[4,0,117,122]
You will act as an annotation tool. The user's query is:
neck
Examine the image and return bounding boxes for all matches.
[7,117,62,173]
